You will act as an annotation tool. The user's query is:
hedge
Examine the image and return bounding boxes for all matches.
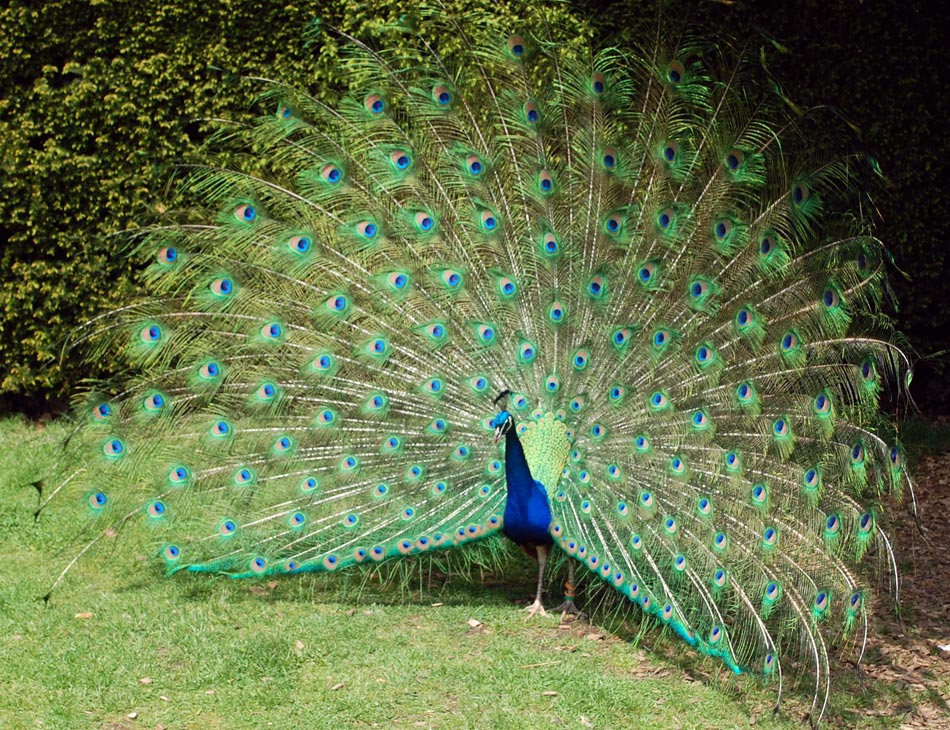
[0,0,946,409]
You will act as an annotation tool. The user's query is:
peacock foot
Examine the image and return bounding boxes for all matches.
[552,600,585,620]
[522,598,550,620]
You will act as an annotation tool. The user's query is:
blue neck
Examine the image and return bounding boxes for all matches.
[502,423,553,547]
[504,425,533,494]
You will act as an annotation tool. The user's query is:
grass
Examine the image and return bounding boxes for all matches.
[897,416,950,459]
[0,415,933,729]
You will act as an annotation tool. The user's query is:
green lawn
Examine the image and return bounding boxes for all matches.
[0,416,912,729]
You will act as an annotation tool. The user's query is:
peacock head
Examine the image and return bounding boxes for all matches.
[490,410,514,445]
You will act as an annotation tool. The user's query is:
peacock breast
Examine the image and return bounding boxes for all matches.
[519,412,571,493]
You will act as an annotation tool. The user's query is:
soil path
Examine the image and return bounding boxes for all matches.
[860,444,950,727]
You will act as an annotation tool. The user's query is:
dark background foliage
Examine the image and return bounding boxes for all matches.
[0,0,946,414]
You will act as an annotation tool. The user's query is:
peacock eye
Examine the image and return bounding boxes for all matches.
[537,170,554,194]
[288,235,311,254]
[364,93,386,115]
[667,60,686,84]
[479,209,498,232]
[321,163,343,185]
[432,84,453,107]
[157,246,178,265]
[234,203,256,222]
[661,139,678,163]
[390,151,412,170]
[357,220,379,239]
[591,72,606,95]
[725,148,744,171]
[465,154,484,176]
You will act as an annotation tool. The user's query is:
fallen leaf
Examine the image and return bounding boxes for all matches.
[74,612,93,619]
[543,691,558,697]
[331,683,345,691]
[138,677,152,685]
[467,618,482,628]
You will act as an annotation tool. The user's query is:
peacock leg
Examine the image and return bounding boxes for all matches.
[551,559,584,617]
[522,543,550,620]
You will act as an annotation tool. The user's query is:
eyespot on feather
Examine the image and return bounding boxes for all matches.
[591,72,606,96]
[364,93,386,115]
[413,211,436,233]
[661,139,679,164]
[139,323,162,344]
[656,207,675,232]
[537,170,555,195]
[287,234,312,255]
[209,277,234,298]
[792,181,810,207]
[356,220,380,241]
[320,163,344,185]
[637,262,657,286]
[604,212,623,236]
[390,150,412,171]
[233,203,257,223]
[540,232,560,257]
[724,148,744,171]
[157,246,178,266]
[479,209,498,232]
[666,60,686,84]
[432,84,453,108]
[523,100,540,126]
[465,154,484,176]
[507,35,526,59]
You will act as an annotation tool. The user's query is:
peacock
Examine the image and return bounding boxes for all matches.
[39,5,915,725]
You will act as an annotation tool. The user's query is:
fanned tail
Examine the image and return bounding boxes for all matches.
[42,6,911,723]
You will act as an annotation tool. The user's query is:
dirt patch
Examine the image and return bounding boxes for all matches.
[858,443,950,727]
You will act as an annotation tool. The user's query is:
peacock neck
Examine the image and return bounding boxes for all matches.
[504,425,535,496]
[500,420,553,548]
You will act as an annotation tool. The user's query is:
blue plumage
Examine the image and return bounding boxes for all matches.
[494,411,554,549]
